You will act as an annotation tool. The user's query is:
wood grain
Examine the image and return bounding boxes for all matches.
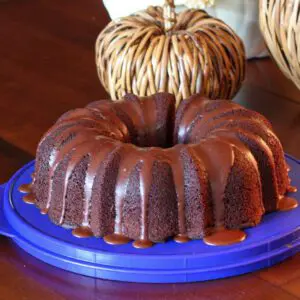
[0,0,300,299]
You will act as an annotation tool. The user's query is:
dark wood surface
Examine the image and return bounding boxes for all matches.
[1,1,300,299]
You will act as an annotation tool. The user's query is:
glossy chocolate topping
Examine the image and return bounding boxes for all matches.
[72,226,94,238]
[104,233,131,245]
[203,229,246,246]
[174,234,190,243]
[287,186,297,193]
[278,196,298,211]
[191,138,234,229]
[23,193,36,204]
[18,183,32,193]
[27,93,297,249]
[133,239,154,249]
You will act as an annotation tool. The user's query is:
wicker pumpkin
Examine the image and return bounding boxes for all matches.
[103,0,268,59]
[96,0,245,105]
[260,0,300,90]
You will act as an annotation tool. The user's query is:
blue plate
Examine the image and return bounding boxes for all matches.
[0,154,299,283]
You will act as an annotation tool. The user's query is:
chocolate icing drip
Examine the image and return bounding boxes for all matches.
[174,234,190,243]
[23,193,35,204]
[287,186,297,193]
[45,132,98,212]
[278,196,298,211]
[191,107,265,144]
[47,127,101,168]
[87,106,129,138]
[203,229,246,246]
[140,95,158,146]
[40,208,49,215]
[45,120,117,211]
[18,183,32,193]
[58,144,94,225]
[82,140,119,228]
[57,108,101,123]
[54,137,119,226]
[169,146,187,236]
[72,226,93,238]
[139,156,153,241]
[104,233,131,245]
[177,99,240,143]
[57,108,126,137]
[210,129,275,211]
[188,107,238,142]
[133,240,154,249]
[118,94,146,144]
[177,98,206,143]
[114,145,134,235]
[114,144,187,243]
[192,138,234,228]
[204,117,289,196]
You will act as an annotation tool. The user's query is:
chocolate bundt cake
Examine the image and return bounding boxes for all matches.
[20,93,297,248]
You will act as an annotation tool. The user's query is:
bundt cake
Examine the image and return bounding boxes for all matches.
[19,93,297,248]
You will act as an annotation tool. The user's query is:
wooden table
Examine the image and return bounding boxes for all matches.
[1,1,300,299]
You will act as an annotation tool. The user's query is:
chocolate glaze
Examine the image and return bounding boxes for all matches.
[189,105,272,144]
[29,94,297,249]
[133,240,154,249]
[177,97,206,143]
[114,144,188,242]
[72,226,93,238]
[82,141,118,227]
[104,234,131,245]
[18,183,32,193]
[278,197,298,211]
[169,146,186,237]
[45,133,121,223]
[199,115,289,196]
[40,208,49,215]
[203,229,246,246]
[188,105,243,143]
[23,193,36,204]
[287,186,297,193]
[140,95,158,146]
[174,234,190,243]
[192,138,234,229]
[138,157,153,241]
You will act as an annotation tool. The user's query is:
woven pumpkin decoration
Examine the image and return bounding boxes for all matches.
[96,0,246,105]
[260,0,300,90]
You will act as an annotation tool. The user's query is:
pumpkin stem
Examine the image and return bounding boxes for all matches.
[163,0,176,32]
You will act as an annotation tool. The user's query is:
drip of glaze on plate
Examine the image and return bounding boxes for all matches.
[174,234,190,243]
[287,186,297,193]
[278,196,298,211]
[23,193,36,204]
[40,208,49,215]
[72,226,93,238]
[104,233,131,245]
[133,240,154,249]
[203,229,246,246]
[18,183,32,193]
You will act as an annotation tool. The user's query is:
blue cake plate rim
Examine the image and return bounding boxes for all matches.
[0,154,299,283]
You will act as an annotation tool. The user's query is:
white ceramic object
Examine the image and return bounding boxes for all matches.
[102,0,268,59]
